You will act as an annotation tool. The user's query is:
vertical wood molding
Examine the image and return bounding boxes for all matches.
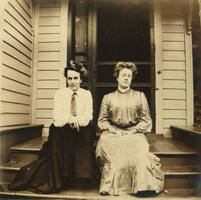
[185,29,194,125]
[154,0,163,134]
[186,0,193,34]
[31,0,40,124]
[0,0,7,120]
[88,1,97,116]
[60,0,68,88]
[198,0,201,27]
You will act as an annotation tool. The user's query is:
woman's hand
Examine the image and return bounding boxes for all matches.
[69,116,80,132]
[130,129,138,134]
[115,130,129,136]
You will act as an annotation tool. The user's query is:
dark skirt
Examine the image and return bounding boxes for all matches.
[8,123,94,193]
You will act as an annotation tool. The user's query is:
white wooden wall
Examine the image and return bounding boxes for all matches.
[31,0,68,136]
[156,0,193,136]
[0,0,33,129]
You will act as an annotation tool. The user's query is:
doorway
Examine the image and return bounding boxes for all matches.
[68,0,155,130]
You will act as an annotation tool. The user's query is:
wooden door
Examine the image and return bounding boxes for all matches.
[68,0,155,131]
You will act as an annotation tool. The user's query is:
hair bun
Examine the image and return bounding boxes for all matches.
[64,60,88,79]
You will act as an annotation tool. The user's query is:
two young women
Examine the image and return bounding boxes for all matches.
[9,61,164,196]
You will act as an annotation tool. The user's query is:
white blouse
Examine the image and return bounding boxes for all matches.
[53,87,93,127]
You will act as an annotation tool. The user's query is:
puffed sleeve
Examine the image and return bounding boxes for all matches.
[134,92,152,133]
[53,90,69,127]
[78,90,93,127]
[98,95,118,133]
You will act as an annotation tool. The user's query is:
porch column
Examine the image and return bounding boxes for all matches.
[198,0,201,27]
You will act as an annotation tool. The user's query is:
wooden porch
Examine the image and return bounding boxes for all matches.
[0,126,201,199]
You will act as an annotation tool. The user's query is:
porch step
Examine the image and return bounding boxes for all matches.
[9,135,200,166]
[1,160,200,189]
[0,185,199,199]
[1,134,201,197]
[10,137,47,162]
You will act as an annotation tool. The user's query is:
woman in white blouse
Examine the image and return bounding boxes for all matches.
[96,62,164,196]
[9,61,93,193]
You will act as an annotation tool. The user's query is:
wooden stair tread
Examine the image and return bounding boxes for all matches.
[1,159,201,176]
[10,135,199,155]
[162,165,201,175]
[148,137,198,154]
[0,184,200,199]
[0,160,33,171]
[10,137,47,152]
[171,125,201,136]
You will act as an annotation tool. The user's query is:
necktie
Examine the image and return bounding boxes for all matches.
[70,92,77,117]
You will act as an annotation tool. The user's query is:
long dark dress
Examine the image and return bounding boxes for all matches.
[8,123,93,193]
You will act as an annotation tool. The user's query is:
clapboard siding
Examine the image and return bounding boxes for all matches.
[39,16,60,26]
[0,0,32,128]
[163,89,186,100]
[17,0,31,17]
[162,15,185,25]
[0,114,30,126]
[38,52,60,61]
[2,53,31,76]
[3,25,32,51]
[161,0,188,136]
[1,102,30,113]
[32,0,64,136]
[162,33,185,42]
[162,41,185,51]
[37,110,53,118]
[3,31,32,58]
[40,7,60,17]
[163,100,186,110]
[37,99,53,109]
[163,80,186,89]
[163,51,185,61]
[38,42,60,51]
[162,25,185,33]
[2,64,31,84]
[163,70,186,80]
[37,80,59,89]
[38,33,60,42]
[3,41,31,65]
[37,89,56,99]
[163,119,186,128]
[163,110,186,119]
[1,89,30,105]
[38,26,60,34]
[1,76,31,96]
[9,0,32,25]
[38,71,59,80]
[163,61,186,70]
[4,9,32,39]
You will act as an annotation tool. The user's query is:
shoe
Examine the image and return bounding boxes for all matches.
[100,191,109,195]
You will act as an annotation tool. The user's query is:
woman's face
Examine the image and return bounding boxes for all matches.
[117,68,132,89]
[67,70,82,91]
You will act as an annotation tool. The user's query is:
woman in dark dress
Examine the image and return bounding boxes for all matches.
[8,61,94,193]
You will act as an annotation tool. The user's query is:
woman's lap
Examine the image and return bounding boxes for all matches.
[96,132,164,195]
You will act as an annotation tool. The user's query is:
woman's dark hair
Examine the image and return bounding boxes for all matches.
[64,60,88,80]
[113,62,138,79]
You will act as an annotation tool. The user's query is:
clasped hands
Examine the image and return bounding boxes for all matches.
[112,128,138,136]
[69,116,80,132]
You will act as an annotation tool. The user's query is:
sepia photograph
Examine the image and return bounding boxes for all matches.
[0,0,201,199]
